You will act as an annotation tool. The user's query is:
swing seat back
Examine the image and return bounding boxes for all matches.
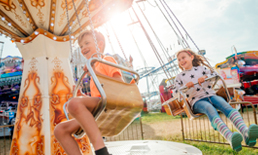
[162,98,184,116]
[162,96,203,120]
[182,99,203,120]
[94,73,143,136]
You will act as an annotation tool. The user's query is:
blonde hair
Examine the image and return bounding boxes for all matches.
[77,30,105,52]
[176,49,213,71]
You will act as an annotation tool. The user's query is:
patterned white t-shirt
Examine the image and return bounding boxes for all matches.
[172,65,217,109]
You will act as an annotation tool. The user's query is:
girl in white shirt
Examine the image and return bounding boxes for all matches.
[173,49,258,152]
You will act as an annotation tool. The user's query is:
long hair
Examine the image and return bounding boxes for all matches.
[176,49,213,72]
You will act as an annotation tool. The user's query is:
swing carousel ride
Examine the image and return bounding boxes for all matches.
[0,0,203,154]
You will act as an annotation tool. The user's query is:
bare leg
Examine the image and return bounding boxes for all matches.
[68,96,105,150]
[54,119,82,155]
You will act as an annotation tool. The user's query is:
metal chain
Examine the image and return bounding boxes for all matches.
[84,0,100,57]
[137,2,176,77]
[109,22,128,61]
[162,0,200,51]
[64,0,73,62]
[154,0,186,49]
[104,24,115,54]
[159,0,190,49]
[71,0,82,32]
[131,7,173,86]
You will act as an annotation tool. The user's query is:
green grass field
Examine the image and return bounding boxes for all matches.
[141,112,258,155]
[141,112,181,123]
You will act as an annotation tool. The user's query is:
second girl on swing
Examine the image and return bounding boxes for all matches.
[172,49,258,152]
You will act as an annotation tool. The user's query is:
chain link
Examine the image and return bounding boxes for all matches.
[72,0,83,32]
[103,0,127,62]
[110,22,128,61]
[84,0,100,57]
[64,0,73,63]
[104,24,115,54]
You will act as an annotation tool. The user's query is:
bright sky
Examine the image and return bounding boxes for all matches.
[1,0,258,94]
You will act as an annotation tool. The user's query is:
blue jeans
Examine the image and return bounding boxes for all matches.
[193,95,234,125]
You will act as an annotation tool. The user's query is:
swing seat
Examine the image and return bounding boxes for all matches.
[162,96,203,120]
[64,57,143,138]
[162,98,184,116]
[93,73,143,136]
[182,99,204,120]
[183,75,232,120]
[163,75,231,120]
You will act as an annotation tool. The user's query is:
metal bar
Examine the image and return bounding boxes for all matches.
[131,122,134,140]
[140,117,144,140]
[203,116,207,141]
[195,120,198,140]
[257,105,258,114]
[247,105,251,126]
[184,116,187,139]
[191,118,195,140]
[118,130,121,141]
[212,122,216,142]
[181,114,185,140]
[127,124,130,140]
[4,126,6,154]
[217,114,221,143]
[199,118,202,141]
[135,122,137,140]
[207,116,211,141]
[135,120,138,140]
[222,114,226,143]
[122,128,125,140]
[183,116,187,139]
[188,117,191,140]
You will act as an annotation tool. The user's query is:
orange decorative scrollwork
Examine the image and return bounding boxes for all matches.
[10,57,44,155]
[58,0,78,26]
[77,138,91,154]
[50,57,72,154]
[0,0,16,11]
[36,136,45,155]
[50,57,91,154]
[61,0,75,11]
[30,0,45,26]
[30,0,45,8]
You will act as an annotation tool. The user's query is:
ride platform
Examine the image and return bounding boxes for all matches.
[104,140,202,155]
